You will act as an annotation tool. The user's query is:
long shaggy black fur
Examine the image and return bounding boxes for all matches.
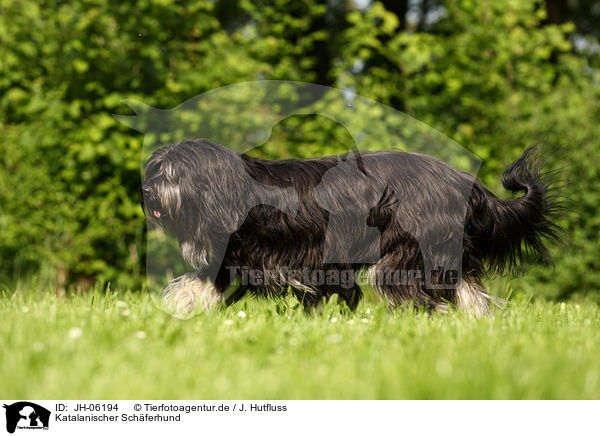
[140,139,564,316]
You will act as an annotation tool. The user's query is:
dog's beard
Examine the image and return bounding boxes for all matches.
[152,182,181,222]
[141,181,182,231]
[180,240,213,270]
[147,192,215,271]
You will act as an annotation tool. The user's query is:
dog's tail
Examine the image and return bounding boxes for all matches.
[468,144,566,275]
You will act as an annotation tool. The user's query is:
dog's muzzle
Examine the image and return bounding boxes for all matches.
[139,185,162,218]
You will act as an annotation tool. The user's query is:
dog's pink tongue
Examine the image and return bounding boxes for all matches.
[153,210,161,218]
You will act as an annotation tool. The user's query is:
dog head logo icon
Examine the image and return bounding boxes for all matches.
[3,402,50,433]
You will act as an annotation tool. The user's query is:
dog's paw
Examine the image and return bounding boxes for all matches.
[161,273,222,317]
[454,280,505,319]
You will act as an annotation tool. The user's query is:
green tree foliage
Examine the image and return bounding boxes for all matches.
[0,0,598,299]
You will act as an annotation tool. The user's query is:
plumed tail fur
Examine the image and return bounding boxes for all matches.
[467,144,566,276]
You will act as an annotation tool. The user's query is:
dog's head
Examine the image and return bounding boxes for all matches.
[140,139,256,267]
[141,139,239,226]
[140,145,184,228]
[140,138,300,269]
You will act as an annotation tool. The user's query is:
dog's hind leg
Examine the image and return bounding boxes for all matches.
[161,272,223,314]
[289,278,362,311]
[319,283,362,311]
[290,286,323,311]
[453,279,505,318]
[339,283,363,311]
[366,260,436,310]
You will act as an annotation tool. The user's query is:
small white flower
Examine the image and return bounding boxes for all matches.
[330,317,338,323]
[135,331,147,339]
[68,327,82,340]
[361,318,369,323]
[223,319,234,326]
[365,308,371,315]
[121,309,131,317]
[346,319,354,324]
[116,301,128,309]
[21,306,29,313]
[237,311,247,318]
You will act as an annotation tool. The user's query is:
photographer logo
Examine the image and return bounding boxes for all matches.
[3,402,50,434]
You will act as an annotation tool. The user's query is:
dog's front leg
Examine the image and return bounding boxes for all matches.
[161,272,223,314]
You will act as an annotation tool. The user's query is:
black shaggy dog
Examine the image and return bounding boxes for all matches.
[140,139,563,317]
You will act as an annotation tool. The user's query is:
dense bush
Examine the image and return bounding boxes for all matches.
[0,0,598,299]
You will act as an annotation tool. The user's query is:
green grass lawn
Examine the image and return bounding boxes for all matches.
[1,285,599,399]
